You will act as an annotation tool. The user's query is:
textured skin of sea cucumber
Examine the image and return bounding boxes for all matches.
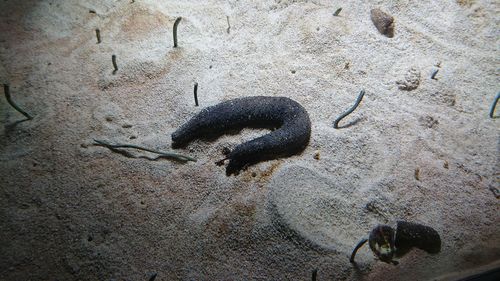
[394,221,441,256]
[171,96,311,175]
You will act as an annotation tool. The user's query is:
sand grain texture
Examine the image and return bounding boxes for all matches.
[0,0,499,280]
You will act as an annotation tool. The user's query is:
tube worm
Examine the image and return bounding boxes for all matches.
[3,84,33,120]
[112,54,118,74]
[171,96,311,175]
[95,29,101,44]
[333,90,365,129]
[350,238,368,263]
[194,82,199,106]
[490,92,500,118]
[173,17,182,48]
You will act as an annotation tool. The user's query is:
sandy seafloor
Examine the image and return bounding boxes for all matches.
[0,0,499,280]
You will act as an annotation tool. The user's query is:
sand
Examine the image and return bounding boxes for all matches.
[0,0,498,280]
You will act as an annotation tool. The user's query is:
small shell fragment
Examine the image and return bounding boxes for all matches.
[370,8,395,38]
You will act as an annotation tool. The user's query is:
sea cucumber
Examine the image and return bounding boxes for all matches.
[171,96,311,175]
[394,221,441,256]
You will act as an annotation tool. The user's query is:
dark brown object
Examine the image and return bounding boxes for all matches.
[394,221,441,256]
[414,168,420,181]
[171,96,311,175]
[370,8,394,38]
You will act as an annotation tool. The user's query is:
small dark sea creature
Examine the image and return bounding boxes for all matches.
[171,96,311,175]
[370,8,394,38]
[350,221,441,265]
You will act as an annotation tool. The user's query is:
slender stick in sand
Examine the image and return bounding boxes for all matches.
[3,84,33,120]
[94,139,196,162]
[173,17,182,48]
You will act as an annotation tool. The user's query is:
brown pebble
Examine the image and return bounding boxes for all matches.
[122,123,132,128]
[105,116,113,122]
[419,115,438,128]
[414,168,420,181]
[370,8,394,38]
[313,151,320,160]
[443,161,449,169]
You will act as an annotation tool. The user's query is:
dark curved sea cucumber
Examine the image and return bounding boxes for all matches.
[394,220,441,256]
[171,96,311,175]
